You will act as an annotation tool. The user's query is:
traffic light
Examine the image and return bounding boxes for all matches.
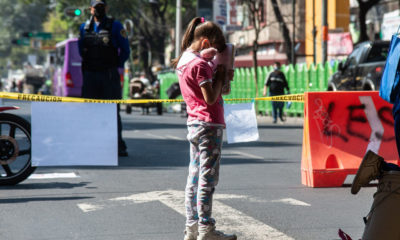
[11,38,30,46]
[64,7,83,17]
[74,8,82,16]
[22,32,33,38]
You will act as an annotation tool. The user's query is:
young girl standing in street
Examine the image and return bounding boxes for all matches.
[172,17,236,240]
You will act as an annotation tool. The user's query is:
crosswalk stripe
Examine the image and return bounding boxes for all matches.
[79,190,294,239]
[28,172,79,179]
[152,191,294,239]
[271,198,311,206]
[213,200,294,239]
[146,133,167,139]
[165,135,184,141]
[226,151,264,160]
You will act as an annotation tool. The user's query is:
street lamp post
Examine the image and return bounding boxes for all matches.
[322,0,328,64]
[291,0,296,64]
[175,0,182,58]
[312,0,316,65]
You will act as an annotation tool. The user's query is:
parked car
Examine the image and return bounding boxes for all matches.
[327,40,390,91]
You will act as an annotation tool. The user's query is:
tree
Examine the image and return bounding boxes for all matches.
[43,11,69,45]
[53,0,196,81]
[21,0,197,80]
[356,0,381,43]
[0,0,49,69]
[238,0,264,96]
[133,0,196,80]
[270,0,293,64]
[133,0,169,80]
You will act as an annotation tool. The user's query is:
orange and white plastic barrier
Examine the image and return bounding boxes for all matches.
[301,91,399,187]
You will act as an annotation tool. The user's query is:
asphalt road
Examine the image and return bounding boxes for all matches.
[0,100,377,240]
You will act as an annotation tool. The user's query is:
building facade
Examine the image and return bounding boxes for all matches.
[305,0,350,65]
[228,0,306,67]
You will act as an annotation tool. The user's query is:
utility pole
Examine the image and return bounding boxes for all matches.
[312,0,316,64]
[175,0,182,58]
[291,0,296,64]
[322,0,328,64]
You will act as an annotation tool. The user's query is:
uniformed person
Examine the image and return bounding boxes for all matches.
[263,62,290,124]
[78,0,130,157]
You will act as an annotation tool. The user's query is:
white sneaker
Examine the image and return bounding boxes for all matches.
[198,224,237,240]
[184,223,198,240]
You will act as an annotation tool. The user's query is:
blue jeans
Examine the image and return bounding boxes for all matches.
[270,93,284,121]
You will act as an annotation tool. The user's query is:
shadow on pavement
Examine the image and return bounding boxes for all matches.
[224,141,301,148]
[221,158,297,165]
[119,156,296,168]
[0,196,94,204]
[0,181,92,190]
[257,125,303,129]
[117,138,299,168]
[28,137,299,170]
[124,122,186,131]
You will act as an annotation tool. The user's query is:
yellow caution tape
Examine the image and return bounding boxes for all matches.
[225,94,304,103]
[0,92,304,104]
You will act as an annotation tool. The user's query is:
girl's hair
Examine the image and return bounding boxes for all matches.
[171,17,226,68]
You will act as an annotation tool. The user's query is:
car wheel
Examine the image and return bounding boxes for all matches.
[362,79,376,91]
[0,113,36,185]
[363,85,372,91]
[327,83,337,91]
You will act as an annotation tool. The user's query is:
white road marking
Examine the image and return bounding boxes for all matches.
[213,193,247,200]
[146,133,167,140]
[214,194,311,206]
[78,190,294,239]
[226,151,264,160]
[28,172,79,180]
[77,203,105,213]
[213,200,293,239]
[165,134,185,141]
[271,198,311,206]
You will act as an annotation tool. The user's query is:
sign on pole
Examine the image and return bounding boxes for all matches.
[213,0,227,27]
[226,0,242,31]
[382,10,400,41]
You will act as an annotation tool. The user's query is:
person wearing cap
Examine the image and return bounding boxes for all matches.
[78,0,130,157]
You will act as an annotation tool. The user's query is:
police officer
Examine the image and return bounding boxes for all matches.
[78,0,130,157]
[263,62,290,124]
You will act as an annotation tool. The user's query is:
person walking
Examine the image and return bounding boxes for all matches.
[172,17,236,240]
[78,0,130,157]
[263,62,290,123]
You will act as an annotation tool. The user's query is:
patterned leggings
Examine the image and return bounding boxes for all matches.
[185,124,223,227]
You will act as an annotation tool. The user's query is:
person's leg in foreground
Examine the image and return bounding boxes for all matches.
[184,125,236,240]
